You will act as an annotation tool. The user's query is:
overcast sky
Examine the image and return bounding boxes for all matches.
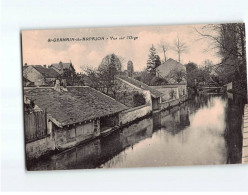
[22,24,220,72]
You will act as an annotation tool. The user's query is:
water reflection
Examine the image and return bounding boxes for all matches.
[28,94,246,170]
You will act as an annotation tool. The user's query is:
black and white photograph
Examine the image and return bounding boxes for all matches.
[21,23,247,170]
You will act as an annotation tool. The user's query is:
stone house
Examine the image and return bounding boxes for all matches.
[24,86,128,152]
[23,76,34,87]
[156,58,187,84]
[23,65,60,86]
[50,61,75,76]
[117,76,164,110]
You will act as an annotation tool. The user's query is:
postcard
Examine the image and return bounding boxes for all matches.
[21,23,247,170]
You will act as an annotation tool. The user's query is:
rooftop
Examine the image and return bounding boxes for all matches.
[24,86,128,126]
[156,58,186,77]
[118,76,164,98]
[32,65,60,78]
[50,62,73,71]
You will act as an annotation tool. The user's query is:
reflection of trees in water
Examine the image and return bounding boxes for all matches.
[28,117,153,170]
[28,93,245,170]
[153,104,190,136]
[224,93,246,164]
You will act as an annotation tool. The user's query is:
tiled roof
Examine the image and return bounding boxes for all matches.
[23,76,32,83]
[51,62,72,71]
[32,65,60,78]
[24,87,127,126]
[156,58,186,77]
[118,76,164,98]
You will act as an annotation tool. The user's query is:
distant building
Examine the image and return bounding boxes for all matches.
[156,58,187,84]
[23,65,60,86]
[50,61,75,76]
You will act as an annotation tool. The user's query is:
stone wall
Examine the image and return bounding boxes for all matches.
[54,119,100,150]
[115,78,152,107]
[119,105,152,125]
[26,135,55,160]
[151,86,179,101]
[151,84,187,102]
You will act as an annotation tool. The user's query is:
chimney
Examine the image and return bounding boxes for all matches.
[43,65,47,68]
[24,63,28,67]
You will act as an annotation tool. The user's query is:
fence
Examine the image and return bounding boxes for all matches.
[24,111,47,142]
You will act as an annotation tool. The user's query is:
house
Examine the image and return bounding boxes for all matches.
[23,76,34,87]
[117,76,164,110]
[50,61,75,76]
[24,86,128,150]
[156,58,187,84]
[23,65,60,86]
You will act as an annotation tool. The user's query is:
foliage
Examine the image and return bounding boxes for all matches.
[127,60,134,77]
[84,53,122,95]
[146,45,161,75]
[195,23,247,92]
[168,68,186,83]
[186,62,198,73]
[133,93,146,107]
[150,76,168,86]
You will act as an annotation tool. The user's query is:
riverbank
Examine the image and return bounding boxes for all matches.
[27,94,243,170]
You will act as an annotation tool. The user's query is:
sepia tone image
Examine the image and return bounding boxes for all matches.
[22,23,248,171]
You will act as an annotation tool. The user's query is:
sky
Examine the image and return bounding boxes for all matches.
[22,24,221,73]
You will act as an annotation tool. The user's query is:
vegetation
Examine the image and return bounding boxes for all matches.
[127,60,134,77]
[195,23,247,95]
[146,45,161,75]
[158,40,170,63]
[168,68,186,83]
[84,53,122,96]
[133,93,146,107]
[171,36,188,63]
[140,70,168,86]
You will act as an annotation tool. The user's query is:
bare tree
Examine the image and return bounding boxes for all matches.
[158,41,170,62]
[172,36,188,63]
[194,23,246,86]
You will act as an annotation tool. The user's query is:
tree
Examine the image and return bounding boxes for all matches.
[172,36,188,63]
[185,62,198,87]
[195,23,246,92]
[127,60,134,77]
[186,62,198,73]
[159,41,170,62]
[146,45,160,75]
[84,53,123,95]
[133,93,146,107]
[154,55,161,68]
[169,68,186,83]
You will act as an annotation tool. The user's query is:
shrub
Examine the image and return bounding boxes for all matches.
[133,93,146,107]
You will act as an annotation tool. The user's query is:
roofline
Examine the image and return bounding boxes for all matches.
[117,77,160,98]
[24,86,128,127]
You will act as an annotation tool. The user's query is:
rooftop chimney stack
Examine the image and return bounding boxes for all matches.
[43,65,47,68]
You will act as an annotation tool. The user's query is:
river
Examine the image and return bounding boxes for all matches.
[27,93,246,170]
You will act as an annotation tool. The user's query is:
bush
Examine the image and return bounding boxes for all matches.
[133,93,146,107]
[150,76,168,86]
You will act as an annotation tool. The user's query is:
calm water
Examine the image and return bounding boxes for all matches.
[28,93,246,170]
